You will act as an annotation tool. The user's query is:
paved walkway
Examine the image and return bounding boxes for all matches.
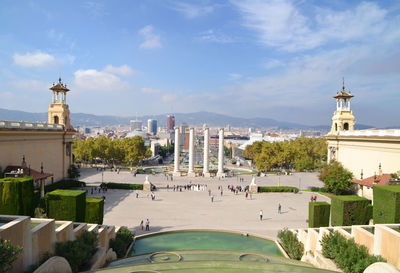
[80,168,328,239]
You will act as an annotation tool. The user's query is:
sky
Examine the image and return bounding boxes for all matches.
[0,0,399,127]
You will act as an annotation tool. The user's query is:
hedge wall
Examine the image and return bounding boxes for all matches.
[309,202,330,228]
[257,186,299,193]
[101,182,143,190]
[85,198,104,224]
[44,179,85,193]
[46,190,86,222]
[0,177,34,216]
[331,195,371,226]
[373,185,400,224]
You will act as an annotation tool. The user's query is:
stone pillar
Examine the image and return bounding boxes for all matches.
[203,126,210,177]
[217,128,225,177]
[249,176,258,194]
[173,126,181,176]
[188,127,195,177]
[143,175,152,191]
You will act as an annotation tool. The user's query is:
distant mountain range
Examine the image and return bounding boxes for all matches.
[0,108,375,130]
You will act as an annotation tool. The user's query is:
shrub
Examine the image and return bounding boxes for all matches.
[0,176,34,216]
[309,202,330,228]
[44,179,85,193]
[258,186,299,193]
[46,190,86,222]
[310,186,329,192]
[0,238,23,273]
[100,182,143,190]
[373,185,400,224]
[55,230,98,273]
[331,195,371,226]
[68,164,80,179]
[321,231,385,273]
[85,198,104,224]
[109,227,134,258]
[277,228,304,260]
[319,161,353,195]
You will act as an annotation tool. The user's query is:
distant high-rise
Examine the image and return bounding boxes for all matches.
[130,120,142,131]
[147,119,157,135]
[167,115,175,131]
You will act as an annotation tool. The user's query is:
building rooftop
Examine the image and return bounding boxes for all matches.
[0,120,64,131]
[352,173,392,188]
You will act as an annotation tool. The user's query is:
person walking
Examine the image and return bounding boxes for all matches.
[136,190,139,198]
[278,203,282,214]
[140,220,144,231]
[259,209,263,221]
[145,219,150,231]
[211,195,214,203]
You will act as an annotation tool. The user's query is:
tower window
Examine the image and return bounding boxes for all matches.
[335,123,338,131]
[344,123,349,130]
[54,116,59,124]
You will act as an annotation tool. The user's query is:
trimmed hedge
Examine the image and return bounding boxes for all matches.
[373,185,400,224]
[0,176,34,216]
[45,179,85,193]
[309,202,330,228]
[331,195,371,226]
[101,182,143,190]
[46,190,86,222]
[85,198,104,224]
[258,186,299,193]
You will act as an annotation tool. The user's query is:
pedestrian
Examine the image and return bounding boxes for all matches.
[314,195,317,202]
[245,192,248,198]
[259,209,263,221]
[278,203,282,214]
[140,220,144,231]
[211,195,214,203]
[145,219,150,231]
[220,190,223,196]
[136,190,139,198]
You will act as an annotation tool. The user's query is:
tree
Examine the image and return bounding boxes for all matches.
[121,136,151,166]
[319,161,354,195]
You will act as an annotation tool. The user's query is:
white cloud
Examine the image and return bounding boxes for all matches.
[171,2,215,19]
[228,73,242,80]
[162,94,176,102]
[13,51,56,67]
[264,59,285,69]
[104,64,135,76]
[141,87,161,94]
[73,67,131,91]
[139,25,162,49]
[231,0,391,51]
[197,29,234,43]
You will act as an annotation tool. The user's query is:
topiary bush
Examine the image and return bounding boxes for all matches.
[44,179,85,193]
[331,195,371,226]
[321,230,385,273]
[100,182,143,190]
[277,228,304,260]
[258,186,299,193]
[55,230,98,273]
[46,190,86,222]
[0,176,34,216]
[373,185,400,224]
[0,238,23,273]
[309,202,330,228]
[109,227,134,258]
[85,198,104,224]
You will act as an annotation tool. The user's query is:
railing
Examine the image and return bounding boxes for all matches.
[340,129,400,137]
[0,120,64,130]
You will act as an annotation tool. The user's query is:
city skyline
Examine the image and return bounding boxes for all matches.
[0,0,399,127]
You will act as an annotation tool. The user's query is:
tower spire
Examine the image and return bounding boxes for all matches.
[342,77,345,91]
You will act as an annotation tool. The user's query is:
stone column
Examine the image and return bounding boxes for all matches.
[188,127,195,177]
[173,126,181,176]
[217,128,225,177]
[203,126,210,177]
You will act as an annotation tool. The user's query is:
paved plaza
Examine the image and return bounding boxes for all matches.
[80,168,328,239]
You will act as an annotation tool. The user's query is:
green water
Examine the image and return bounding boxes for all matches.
[131,231,282,256]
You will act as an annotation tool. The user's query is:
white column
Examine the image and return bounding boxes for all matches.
[188,127,195,177]
[203,126,210,177]
[217,128,224,177]
[173,126,181,176]
[52,92,55,103]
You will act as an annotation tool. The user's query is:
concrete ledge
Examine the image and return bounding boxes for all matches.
[33,256,72,273]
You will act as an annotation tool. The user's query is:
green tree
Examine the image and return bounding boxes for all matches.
[319,161,354,195]
[121,136,151,166]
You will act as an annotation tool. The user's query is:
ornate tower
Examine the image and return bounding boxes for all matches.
[48,78,73,130]
[329,80,355,135]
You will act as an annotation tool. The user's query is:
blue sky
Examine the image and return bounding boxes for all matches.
[0,0,399,126]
